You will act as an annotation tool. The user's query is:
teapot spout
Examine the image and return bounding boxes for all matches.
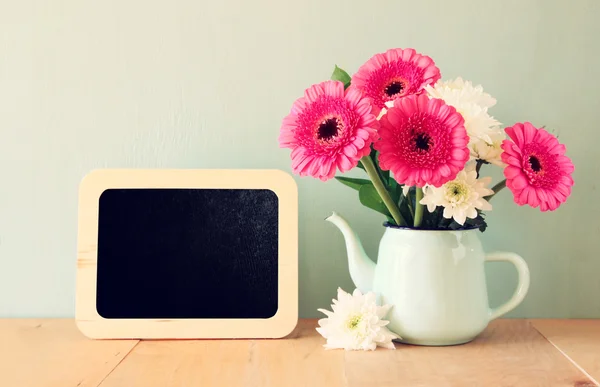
[325,212,375,293]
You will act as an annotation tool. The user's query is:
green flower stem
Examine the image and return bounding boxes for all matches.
[406,189,415,218]
[414,187,425,227]
[375,164,389,190]
[361,156,406,226]
[487,179,507,202]
[475,160,485,177]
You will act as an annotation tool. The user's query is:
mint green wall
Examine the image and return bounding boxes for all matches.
[0,0,597,318]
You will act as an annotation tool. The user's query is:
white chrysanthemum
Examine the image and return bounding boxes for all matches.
[471,129,506,166]
[425,77,496,108]
[419,162,493,225]
[425,77,501,146]
[316,288,398,351]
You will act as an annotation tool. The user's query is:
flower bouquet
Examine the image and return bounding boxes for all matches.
[279,48,575,349]
[279,48,574,230]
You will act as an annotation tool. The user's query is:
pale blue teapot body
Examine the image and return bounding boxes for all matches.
[326,212,530,346]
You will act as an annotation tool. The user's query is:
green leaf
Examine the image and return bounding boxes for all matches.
[356,160,365,170]
[435,212,488,232]
[331,65,352,89]
[369,149,389,182]
[358,184,392,218]
[465,212,488,233]
[397,191,414,226]
[449,221,463,230]
[437,215,452,229]
[389,178,400,204]
[335,176,372,192]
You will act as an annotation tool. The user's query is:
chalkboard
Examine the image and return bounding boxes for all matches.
[96,188,279,319]
[76,169,297,339]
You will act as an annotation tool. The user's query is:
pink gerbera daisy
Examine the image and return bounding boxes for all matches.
[352,48,441,115]
[501,122,574,211]
[375,94,470,187]
[279,80,379,181]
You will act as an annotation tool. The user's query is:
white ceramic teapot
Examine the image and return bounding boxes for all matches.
[326,212,530,346]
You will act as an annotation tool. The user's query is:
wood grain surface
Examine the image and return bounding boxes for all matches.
[532,319,600,386]
[99,319,594,387]
[344,319,593,387]
[1,319,598,387]
[0,319,138,387]
[99,320,346,387]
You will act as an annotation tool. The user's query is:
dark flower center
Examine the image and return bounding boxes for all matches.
[522,143,562,189]
[529,156,542,172]
[413,133,431,152]
[385,81,404,97]
[317,118,341,141]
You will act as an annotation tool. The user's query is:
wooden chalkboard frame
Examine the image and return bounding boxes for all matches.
[76,169,298,339]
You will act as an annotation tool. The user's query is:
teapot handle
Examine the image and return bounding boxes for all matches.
[485,252,530,321]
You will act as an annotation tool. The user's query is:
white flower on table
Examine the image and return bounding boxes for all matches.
[316,288,398,351]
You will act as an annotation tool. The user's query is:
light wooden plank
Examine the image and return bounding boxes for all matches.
[242,319,346,387]
[0,319,139,387]
[99,320,346,387]
[101,319,595,387]
[531,319,600,385]
[1,319,596,387]
[344,319,593,387]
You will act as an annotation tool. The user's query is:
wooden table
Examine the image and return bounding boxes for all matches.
[1,319,598,386]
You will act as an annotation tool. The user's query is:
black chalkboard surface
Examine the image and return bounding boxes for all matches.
[96,188,278,319]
